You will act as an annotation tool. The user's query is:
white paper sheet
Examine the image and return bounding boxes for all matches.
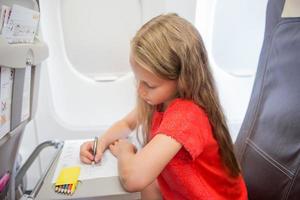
[0,67,13,139]
[52,135,142,183]
[2,4,40,43]
[21,66,31,121]
[52,139,117,183]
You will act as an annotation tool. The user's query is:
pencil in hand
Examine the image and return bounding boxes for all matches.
[92,137,98,165]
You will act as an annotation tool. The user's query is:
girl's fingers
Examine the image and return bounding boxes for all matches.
[80,142,94,161]
[109,143,114,149]
[94,151,103,163]
[94,140,106,162]
[80,156,93,164]
[109,144,116,155]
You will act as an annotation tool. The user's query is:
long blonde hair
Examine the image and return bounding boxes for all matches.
[131,13,240,177]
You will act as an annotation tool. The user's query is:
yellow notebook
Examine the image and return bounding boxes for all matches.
[55,166,80,195]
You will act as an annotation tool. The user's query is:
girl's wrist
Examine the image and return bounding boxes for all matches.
[98,137,108,150]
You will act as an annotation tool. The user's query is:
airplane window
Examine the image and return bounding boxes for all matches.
[60,0,142,81]
[196,0,268,76]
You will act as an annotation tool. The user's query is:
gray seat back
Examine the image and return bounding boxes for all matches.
[235,0,300,199]
[0,123,26,200]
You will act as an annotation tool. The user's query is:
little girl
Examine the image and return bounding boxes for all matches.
[80,13,247,200]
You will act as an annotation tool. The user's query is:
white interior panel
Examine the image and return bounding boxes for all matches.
[35,0,198,130]
[39,0,138,129]
[165,0,196,23]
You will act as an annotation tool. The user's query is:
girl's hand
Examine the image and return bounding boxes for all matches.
[109,139,137,158]
[80,139,105,164]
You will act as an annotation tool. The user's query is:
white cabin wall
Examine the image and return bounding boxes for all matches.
[141,0,197,23]
[165,0,196,23]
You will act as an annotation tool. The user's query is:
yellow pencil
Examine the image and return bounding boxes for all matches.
[71,183,77,195]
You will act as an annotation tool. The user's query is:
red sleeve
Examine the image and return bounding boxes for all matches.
[155,99,212,160]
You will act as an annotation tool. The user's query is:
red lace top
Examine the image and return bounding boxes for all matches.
[150,99,247,200]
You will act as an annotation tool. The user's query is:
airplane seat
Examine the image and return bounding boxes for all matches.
[234,0,300,199]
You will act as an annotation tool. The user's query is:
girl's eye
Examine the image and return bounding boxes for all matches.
[147,85,156,89]
[144,82,156,89]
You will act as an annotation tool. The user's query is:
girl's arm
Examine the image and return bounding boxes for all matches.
[141,180,162,200]
[99,109,137,150]
[109,133,182,192]
[80,109,138,164]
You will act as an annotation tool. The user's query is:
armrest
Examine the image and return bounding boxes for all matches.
[16,140,63,199]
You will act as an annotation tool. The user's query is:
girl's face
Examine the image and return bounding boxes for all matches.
[130,55,178,109]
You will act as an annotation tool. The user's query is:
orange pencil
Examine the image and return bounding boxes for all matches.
[71,183,77,195]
